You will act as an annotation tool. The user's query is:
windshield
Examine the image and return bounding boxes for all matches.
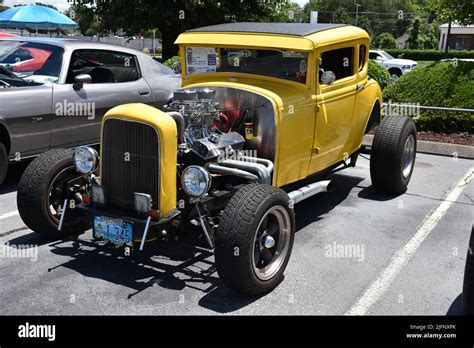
[380,51,395,60]
[185,47,308,84]
[0,40,64,85]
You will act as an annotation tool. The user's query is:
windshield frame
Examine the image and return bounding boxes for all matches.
[379,51,395,60]
[180,45,313,89]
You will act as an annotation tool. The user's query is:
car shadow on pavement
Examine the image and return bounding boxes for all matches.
[25,172,367,314]
[8,230,58,248]
[46,237,222,294]
[45,237,263,313]
[0,161,30,195]
[295,174,365,232]
[357,185,405,202]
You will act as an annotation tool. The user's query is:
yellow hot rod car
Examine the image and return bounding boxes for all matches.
[17,23,417,295]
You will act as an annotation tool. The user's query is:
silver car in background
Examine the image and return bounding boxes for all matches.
[0,38,181,184]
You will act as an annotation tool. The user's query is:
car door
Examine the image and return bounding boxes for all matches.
[0,84,53,159]
[51,49,151,148]
[309,44,358,174]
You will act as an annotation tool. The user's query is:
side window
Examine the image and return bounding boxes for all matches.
[369,52,380,60]
[66,50,141,84]
[359,45,367,72]
[319,47,354,84]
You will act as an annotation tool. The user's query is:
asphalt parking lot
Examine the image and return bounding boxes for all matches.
[0,153,472,315]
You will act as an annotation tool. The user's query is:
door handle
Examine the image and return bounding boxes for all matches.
[139,90,150,96]
[356,84,366,92]
[32,117,43,123]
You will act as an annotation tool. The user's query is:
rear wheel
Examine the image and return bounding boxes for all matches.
[0,142,8,185]
[17,149,90,238]
[389,68,402,81]
[215,184,295,295]
[370,115,417,194]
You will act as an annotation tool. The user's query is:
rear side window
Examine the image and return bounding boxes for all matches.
[369,52,380,60]
[319,47,354,83]
[359,45,367,71]
[66,49,141,84]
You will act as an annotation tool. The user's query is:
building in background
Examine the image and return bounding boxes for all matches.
[439,23,474,51]
[396,33,410,49]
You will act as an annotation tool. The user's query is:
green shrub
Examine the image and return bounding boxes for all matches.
[164,55,180,68]
[384,61,474,134]
[384,49,474,61]
[373,33,397,49]
[368,60,391,89]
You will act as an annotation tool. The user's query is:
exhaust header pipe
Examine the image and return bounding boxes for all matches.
[288,180,333,205]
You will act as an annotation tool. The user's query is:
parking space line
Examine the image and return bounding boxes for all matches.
[0,210,19,220]
[345,166,474,316]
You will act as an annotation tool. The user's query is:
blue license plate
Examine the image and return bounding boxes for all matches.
[93,216,133,247]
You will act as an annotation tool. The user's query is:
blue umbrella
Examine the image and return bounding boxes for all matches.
[0,5,79,31]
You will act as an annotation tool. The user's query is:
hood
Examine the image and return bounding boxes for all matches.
[184,77,314,114]
[385,58,417,66]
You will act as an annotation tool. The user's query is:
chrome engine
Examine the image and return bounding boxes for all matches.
[166,88,245,160]
[166,89,221,144]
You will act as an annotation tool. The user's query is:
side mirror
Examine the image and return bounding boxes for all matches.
[73,74,92,90]
[320,70,336,86]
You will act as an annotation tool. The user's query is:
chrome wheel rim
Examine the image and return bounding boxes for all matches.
[47,166,81,225]
[252,206,291,281]
[402,135,416,179]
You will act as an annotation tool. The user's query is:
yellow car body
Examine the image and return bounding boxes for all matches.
[100,23,382,216]
[175,25,382,187]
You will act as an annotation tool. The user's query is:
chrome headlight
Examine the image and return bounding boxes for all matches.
[402,65,411,70]
[181,166,211,198]
[74,146,99,175]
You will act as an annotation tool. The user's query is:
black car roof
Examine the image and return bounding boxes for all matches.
[187,23,348,37]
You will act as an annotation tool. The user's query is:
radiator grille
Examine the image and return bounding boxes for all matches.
[102,118,160,211]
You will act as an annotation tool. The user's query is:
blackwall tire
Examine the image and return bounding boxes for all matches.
[214,184,295,296]
[370,115,417,194]
[17,149,90,239]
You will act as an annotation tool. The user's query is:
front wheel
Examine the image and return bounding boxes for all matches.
[370,115,417,194]
[214,184,295,295]
[17,149,91,239]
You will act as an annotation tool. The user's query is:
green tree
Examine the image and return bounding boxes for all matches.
[428,0,474,26]
[408,18,422,49]
[420,25,439,49]
[78,0,291,60]
[302,0,421,40]
[35,2,58,10]
[0,0,8,12]
[374,32,397,49]
[333,7,352,24]
[67,4,96,36]
[278,2,303,23]
[357,15,373,37]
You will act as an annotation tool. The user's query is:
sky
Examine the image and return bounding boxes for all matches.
[4,0,310,13]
